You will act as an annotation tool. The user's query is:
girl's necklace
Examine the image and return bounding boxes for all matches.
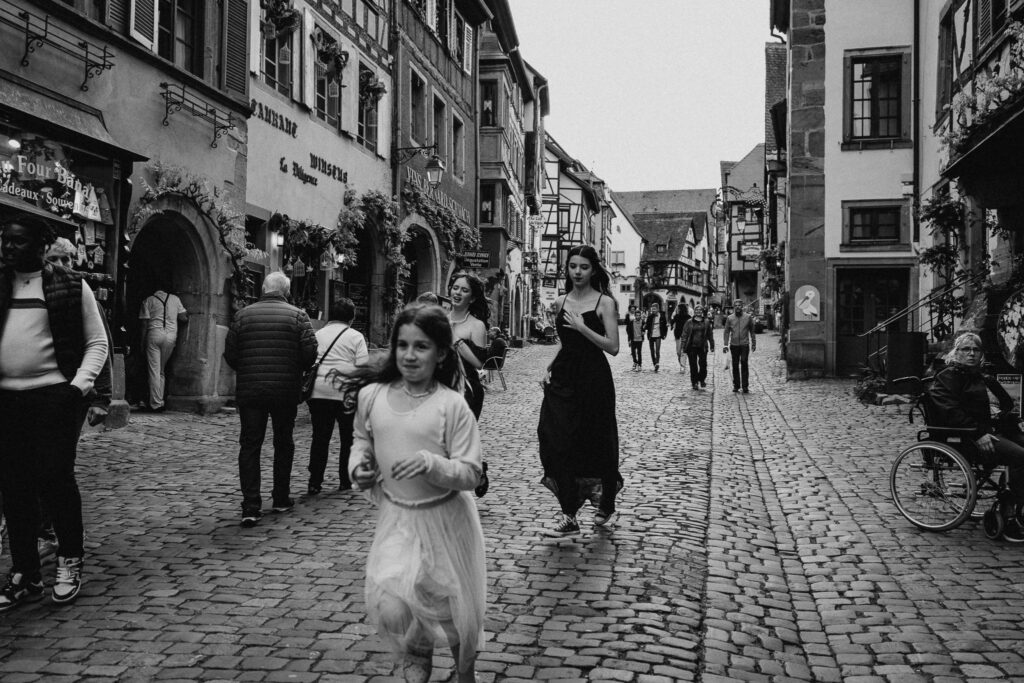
[401,382,436,399]
[450,312,470,325]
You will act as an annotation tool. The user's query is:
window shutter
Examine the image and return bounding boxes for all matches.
[901,51,912,140]
[248,0,261,74]
[129,0,158,50]
[222,0,249,100]
[463,23,473,74]
[901,203,910,243]
[106,0,129,33]
[341,52,358,135]
[978,0,993,46]
[842,54,852,142]
[302,9,315,108]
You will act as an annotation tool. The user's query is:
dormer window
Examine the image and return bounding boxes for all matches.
[656,244,667,254]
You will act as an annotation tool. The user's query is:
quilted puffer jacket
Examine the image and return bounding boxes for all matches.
[224,293,318,405]
[927,364,1014,438]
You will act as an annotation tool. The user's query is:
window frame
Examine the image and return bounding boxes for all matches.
[410,68,427,143]
[157,0,204,76]
[432,94,446,165]
[357,63,379,152]
[312,26,343,130]
[842,48,912,150]
[262,30,293,97]
[451,113,464,178]
[840,199,911,251]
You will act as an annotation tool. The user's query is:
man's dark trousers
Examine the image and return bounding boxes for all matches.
[730,345,750,390]
[686,349,708,385]
[307,398,355,490]
[0,383,86,576]
[238,402,298,513]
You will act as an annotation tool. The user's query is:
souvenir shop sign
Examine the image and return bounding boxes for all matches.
[0,135,110,223]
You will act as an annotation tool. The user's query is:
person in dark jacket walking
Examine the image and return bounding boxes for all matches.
[671,304,691,373]
[224,272,318,527]
[0,215,108,610]
[681,305,714,390]
[624,304,644,371]
[642,302,668,372]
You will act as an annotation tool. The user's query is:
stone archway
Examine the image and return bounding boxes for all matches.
[396,214,442,301]
[126,195,232,413]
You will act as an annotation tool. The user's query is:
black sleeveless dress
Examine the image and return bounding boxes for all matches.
[537,295,622,514]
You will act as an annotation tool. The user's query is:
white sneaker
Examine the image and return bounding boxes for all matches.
[52,556,83,604]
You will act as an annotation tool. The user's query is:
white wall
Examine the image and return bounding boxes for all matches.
[823,0,915,259]
[607,194,644,315]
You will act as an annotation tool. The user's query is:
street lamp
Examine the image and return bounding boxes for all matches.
[424,154,444,189]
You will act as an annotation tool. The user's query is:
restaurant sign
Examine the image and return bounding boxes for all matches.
[404,167,470,224]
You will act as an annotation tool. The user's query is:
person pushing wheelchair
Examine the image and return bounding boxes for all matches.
[928,332,1024,542]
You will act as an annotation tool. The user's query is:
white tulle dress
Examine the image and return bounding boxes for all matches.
[348,382,486,672]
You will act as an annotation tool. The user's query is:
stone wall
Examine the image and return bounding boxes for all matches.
[786,0,827,377]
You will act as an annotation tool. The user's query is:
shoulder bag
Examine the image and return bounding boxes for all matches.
[301,326,348,401]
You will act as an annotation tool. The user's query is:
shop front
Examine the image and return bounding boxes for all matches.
[0,97,145,425]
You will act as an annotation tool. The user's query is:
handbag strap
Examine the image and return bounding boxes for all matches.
[315,326,348,365]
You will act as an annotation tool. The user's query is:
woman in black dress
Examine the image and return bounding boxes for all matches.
[538,245,622,536]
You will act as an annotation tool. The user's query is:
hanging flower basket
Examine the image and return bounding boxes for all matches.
[260,0,300,38]
[311,30,349,77]
[359,70,387,104]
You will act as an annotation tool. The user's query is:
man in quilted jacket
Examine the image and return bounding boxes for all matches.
[224,272,317,527]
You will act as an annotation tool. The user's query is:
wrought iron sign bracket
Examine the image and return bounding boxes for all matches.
[160,82,237,148]
[0,1,116,91]
[394,143,437,164]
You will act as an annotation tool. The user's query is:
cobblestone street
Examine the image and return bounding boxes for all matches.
[0,332,1023,682]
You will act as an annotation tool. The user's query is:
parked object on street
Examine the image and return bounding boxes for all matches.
[348,304,486,683]
[223,272,318,527]
[0,214,109,610]
[138,286,187,412]
[538,245,623,535]
[305,297,369,496]
[891,333,1024,541]
[723,300,755,393]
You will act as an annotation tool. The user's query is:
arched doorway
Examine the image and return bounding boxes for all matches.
[340,230,376,338]
[126,216,207,407]
[401,226,437,303]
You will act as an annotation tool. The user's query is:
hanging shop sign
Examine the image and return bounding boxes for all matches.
[461,250,490,268]
[793,284,820,322]
[404,167,471,224]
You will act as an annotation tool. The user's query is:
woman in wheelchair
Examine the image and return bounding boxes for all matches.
[928,333,1024,541]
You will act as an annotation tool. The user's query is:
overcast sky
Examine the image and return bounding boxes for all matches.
[510,0,771,192]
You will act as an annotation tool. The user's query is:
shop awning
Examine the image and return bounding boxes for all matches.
[0,72,147,162]
[0,193,81,231]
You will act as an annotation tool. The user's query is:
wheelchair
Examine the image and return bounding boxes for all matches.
[889,377,1020,538]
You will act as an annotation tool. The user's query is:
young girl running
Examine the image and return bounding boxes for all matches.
[349,304,486,683]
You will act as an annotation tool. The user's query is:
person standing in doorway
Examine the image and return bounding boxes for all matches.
[224,272,318,527]
[138,285,187,412]
[681,305,714,390]
[723,299,756,393]
[642,302,667,372]
[305,297,368,495]
[625,304,644,371]
[671,303,691,373]
[538,245,622,535]
[0,215,108,610]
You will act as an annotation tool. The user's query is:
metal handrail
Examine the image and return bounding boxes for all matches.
[859,268,986,338]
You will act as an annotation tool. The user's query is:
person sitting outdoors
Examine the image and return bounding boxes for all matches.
[481,327,508,385]
[928,332,1024,542]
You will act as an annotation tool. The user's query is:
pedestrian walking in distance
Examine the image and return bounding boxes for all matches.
[538,244,623,535]
[625,304,644,371]
[349,304,486,683]
[642,301,667,372]
[723,299,756,393]
[305,297,368,495]
[447,272,491,497]
[224,272,317,527]
[138,283,187,412]
[0,215,109,610]
[681,305,714,390]
[671,303,691,373]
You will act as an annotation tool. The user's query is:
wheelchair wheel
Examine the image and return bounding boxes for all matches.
[891,442,977,531]
[983,505,1006,540]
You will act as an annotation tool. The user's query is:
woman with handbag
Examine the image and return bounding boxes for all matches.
[305,297,368,495]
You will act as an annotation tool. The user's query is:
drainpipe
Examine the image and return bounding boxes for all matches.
[912,0,922,331]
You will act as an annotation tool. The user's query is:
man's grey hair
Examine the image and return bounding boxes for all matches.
[263,271,291,296]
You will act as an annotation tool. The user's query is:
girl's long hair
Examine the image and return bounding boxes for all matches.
[349,304,463,389]
[563,244,613,297]
[449,271,490,326]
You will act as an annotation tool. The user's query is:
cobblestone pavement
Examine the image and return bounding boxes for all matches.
[0,332,1022,682]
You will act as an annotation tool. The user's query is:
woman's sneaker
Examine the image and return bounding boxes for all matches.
[545,514,580,536]
[52,557,83,604]
[0,572,43,611]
